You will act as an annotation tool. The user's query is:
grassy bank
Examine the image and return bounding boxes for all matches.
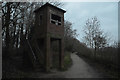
[2,51,72,78]
[76,53,119,78]
[62,51,72,71]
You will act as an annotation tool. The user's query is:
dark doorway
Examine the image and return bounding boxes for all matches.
[50,38,60,69]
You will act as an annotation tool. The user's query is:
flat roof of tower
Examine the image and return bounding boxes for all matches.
[34,2,66,13]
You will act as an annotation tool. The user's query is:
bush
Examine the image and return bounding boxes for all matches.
[63,51,72,70]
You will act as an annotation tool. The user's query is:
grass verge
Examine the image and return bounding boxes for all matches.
[62,51,72,71]
[76,53,119,78]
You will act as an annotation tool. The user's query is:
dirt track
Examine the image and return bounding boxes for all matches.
[37,53,110,78]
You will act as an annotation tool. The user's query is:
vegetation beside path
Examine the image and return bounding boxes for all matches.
[63,51,72,71]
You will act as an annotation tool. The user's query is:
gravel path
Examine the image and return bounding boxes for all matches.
[38,53,107,78]
[63,53,103,78]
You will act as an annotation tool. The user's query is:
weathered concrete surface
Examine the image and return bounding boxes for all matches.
[37,53,109,78]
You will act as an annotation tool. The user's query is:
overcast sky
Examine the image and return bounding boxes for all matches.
[62,2,118,44]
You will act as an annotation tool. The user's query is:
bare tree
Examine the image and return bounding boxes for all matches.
[64,21,78,39]
[2,2,64,56]
[83,17,108,56]
[64,21,78,51]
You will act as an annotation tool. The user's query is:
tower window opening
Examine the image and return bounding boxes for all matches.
[50,14,61,25]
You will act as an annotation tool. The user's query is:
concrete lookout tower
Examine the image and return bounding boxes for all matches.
[32,3,66,71]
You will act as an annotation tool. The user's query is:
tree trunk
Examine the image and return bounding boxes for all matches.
[5,3,11,56]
